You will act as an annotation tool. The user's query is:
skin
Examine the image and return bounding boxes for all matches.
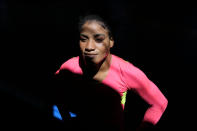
[55,19,168,130]
[79,20,114,81]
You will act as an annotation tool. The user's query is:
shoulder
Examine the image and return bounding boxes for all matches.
[60,56,79,69]
[112,55,149,88]
[55,56,79,75]
[112,54,136,71]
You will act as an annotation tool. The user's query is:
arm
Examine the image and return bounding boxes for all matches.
[135,80,168,125]
[123,63,168,130]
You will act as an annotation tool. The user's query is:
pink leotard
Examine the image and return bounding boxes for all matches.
[55,54,168,125]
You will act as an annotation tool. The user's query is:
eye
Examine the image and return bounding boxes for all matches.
[95,38,104,43]
[94,34,105,43]
[80,37,87,42]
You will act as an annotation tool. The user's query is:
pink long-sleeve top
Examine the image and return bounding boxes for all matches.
[55,54,168,125]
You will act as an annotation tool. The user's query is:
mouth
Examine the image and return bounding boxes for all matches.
[84,53,97,58]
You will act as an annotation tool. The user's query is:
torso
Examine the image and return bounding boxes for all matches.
[57,54,129,94]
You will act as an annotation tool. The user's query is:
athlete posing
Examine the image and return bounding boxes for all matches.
[54,14,168,131]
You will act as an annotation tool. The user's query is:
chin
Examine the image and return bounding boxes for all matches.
[94,57,107,65]
[84,57,103,65]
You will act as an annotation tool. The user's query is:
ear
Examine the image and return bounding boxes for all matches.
[109,39,114,48]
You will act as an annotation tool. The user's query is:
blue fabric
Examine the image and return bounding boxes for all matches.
[52,105,63,120]
[52,105,77,120]
[69,112,77,118]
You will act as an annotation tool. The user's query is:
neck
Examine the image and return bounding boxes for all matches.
[80,54,112,79]
[98,53,111,72]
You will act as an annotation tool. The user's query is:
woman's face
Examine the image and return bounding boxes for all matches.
[79,21,114,65]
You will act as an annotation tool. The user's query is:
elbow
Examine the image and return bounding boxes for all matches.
[143,97,168,125]
[161,97,168,113]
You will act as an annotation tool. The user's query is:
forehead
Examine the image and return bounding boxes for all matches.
[80,21,108,35]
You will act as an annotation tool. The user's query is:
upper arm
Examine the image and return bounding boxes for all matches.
[123,63,168,118]
[136,79,168,112]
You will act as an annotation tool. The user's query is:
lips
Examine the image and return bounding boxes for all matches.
[84,53,97,55]
[84,53,97,58]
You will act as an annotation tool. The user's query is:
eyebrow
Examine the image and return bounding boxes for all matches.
[94,34,105,38]
[80,33,105,38]
[80,34,88,38]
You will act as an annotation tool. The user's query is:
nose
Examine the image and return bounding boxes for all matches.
[85,40,95,52]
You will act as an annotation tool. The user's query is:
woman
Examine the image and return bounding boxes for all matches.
[54,14,168,131]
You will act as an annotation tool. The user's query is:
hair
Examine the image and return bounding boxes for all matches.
[78,14,114,40]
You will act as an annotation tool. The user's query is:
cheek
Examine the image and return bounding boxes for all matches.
[79,43,85,52]
[97,43,110,53]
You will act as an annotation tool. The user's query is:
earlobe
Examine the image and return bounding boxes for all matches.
[110,40,114,48]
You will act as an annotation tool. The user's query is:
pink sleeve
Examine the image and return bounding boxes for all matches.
[123,62,168,125]
[54,58,76,75]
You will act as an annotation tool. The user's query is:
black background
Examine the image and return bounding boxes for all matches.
[0,0,197,130]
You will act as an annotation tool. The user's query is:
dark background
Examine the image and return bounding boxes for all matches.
[0,0,196,130]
